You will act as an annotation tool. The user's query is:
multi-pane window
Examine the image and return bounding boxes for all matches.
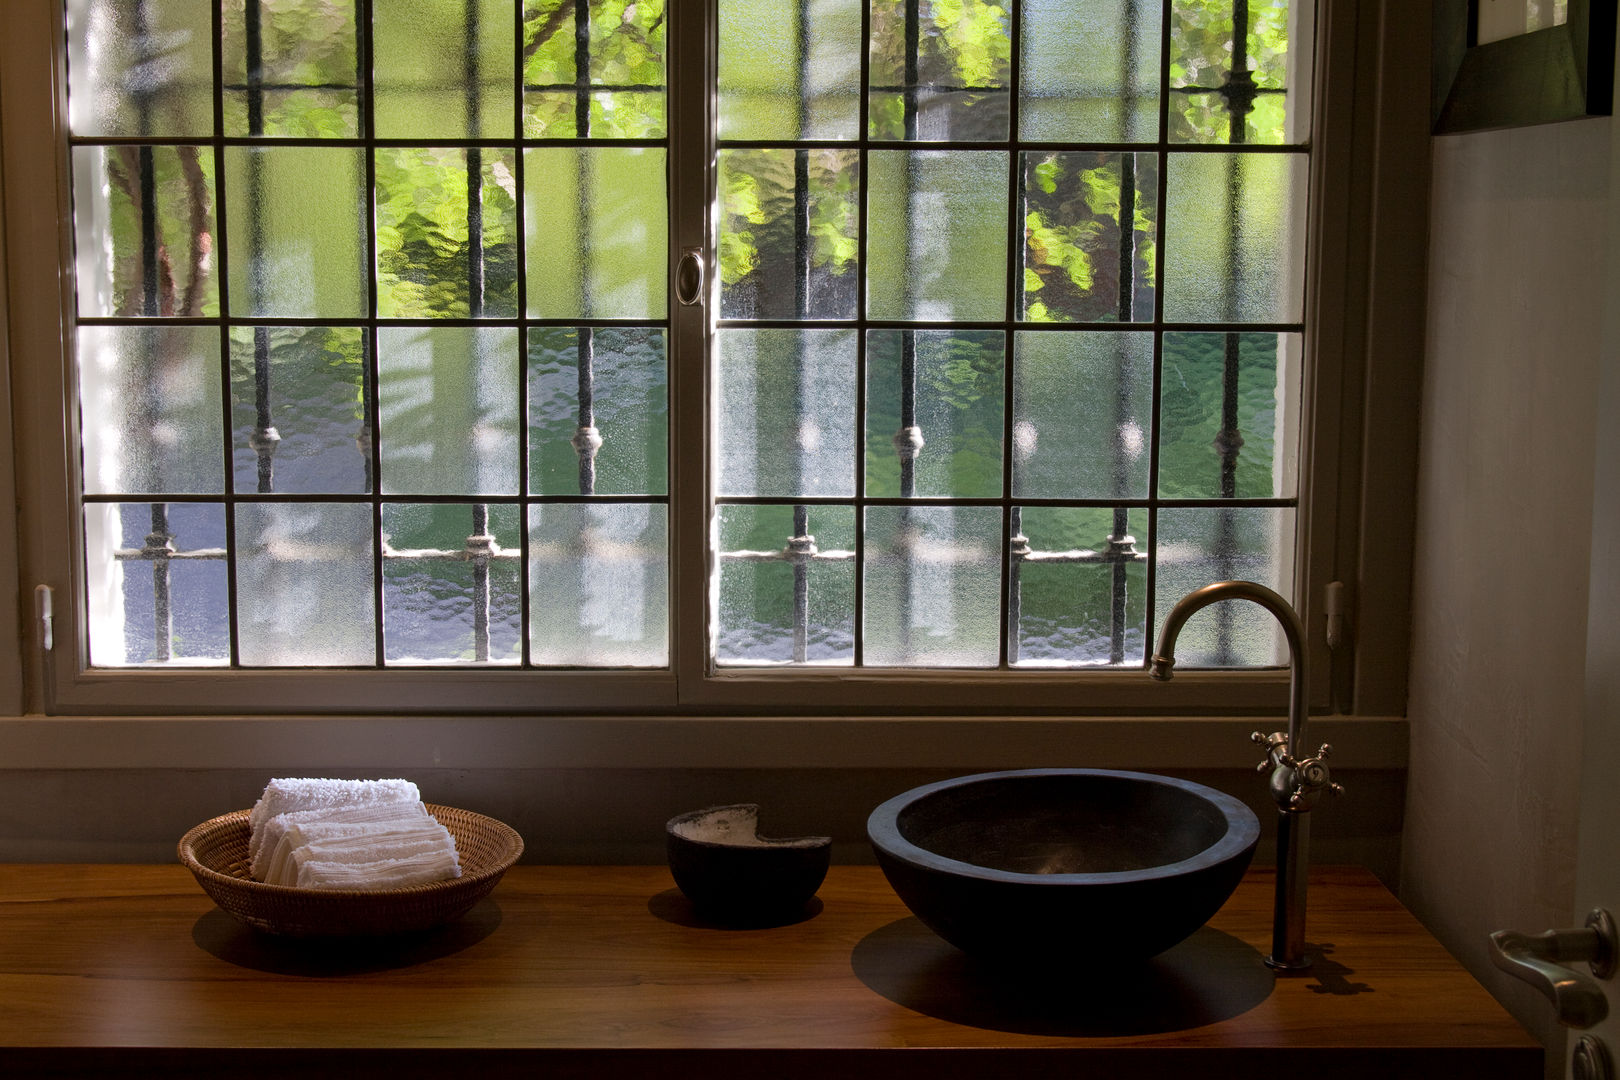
[713,0,1308,669]
[64,0,1309,677]
[67,0,669,667]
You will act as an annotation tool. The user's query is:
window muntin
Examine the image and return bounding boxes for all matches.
[66,0,669,669]
[711,0,1309,670]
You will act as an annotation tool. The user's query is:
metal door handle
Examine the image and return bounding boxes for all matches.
[1488,908,1616,1029]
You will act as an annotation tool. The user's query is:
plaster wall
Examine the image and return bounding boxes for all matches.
[1403,115,1611,1076]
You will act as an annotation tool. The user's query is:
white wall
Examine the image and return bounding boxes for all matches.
[1404,112,1612,1076]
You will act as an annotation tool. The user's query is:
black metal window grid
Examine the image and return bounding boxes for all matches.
[712,0,1307,669]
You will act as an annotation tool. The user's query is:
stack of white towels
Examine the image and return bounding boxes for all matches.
[247,778,462,891]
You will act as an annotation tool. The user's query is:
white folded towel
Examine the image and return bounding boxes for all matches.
[249,802,433,881]
[247,778,421,865]
[256,811,445,885]
[294,848,464,891]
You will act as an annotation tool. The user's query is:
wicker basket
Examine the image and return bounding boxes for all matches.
[177,804,523,937]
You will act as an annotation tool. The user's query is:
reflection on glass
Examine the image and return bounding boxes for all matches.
[523,0,667,138]
[69,0,214,137]
[383,503,522,664]
[719,0,861,139]
[715,504,856,665]
[529,503,668,667]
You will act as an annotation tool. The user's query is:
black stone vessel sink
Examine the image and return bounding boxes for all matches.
[868,769,1260,965]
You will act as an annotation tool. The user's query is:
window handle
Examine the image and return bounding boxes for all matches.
[1488,908,1616,1028]
[676,247,705,307]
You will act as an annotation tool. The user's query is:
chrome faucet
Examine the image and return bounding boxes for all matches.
[1149,580,1341,970]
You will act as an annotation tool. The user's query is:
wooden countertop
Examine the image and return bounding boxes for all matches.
[0,864,1539,1079]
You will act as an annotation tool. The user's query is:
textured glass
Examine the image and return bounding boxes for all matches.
[718,149,860,321]
[225,146,367,318]
[67,0,213,137]
[715,504,855,665]
[866,330,1004,499]
[72,145,219,318]
[230,326,370,495]
[1163,151,1307,323]
[84,502,229,666]
[375,0,514,139]
[523,0,667,138]
[375,147,520,319]
[378,327,521,496]
[1012,331,1152,499]
[868,0,1011,140]
[1159,332,1301,499]
[1020,0,1160,142]
[1169,0,1306,144]
[718,0,861,139]
[528,503,668,666]
[864,505,1001,667]
[867,151,1007,321]
[78,325,223,496]
[525,148,667,320]
[1013,507,1147,666]
[1022,152,1157,324]
[236,502,376,666]
[717,329,856,498]
[1154,506,1296,667]
[528,327,669,496]
[222,0,361,138]
[382,503,522,664]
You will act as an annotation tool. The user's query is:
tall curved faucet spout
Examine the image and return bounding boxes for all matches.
[1150,580,1339,971]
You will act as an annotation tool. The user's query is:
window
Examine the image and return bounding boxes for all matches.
[3,0,1419,717]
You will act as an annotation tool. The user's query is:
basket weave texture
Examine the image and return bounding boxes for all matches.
[177,804,523,937]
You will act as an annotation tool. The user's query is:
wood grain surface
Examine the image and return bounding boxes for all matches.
[0,864,1540,1079]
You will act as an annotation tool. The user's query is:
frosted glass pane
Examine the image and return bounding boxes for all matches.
[84,503,229,667]
[864,505,1001,667]
[375,147,520,319]
[1013,506,1147,666]
[719,0,861,139]
[523,0,667,138]
[867,151,1007,321]
[717,329,856,498]
[529,503,668,666]
[1012,331,1152,499]
[382,503,521,664]
[1022,151,1157,324]
[1019,0,1160,142]
[528,327,668,496]
[1158,332,1301,499]
[236,502,375,666]
[230,326,370,495]
[72,145,219,318]
[222,0,361,137]
[67,0,213,137]
[1154,506,1295,667]
[375,0,514,139]
[525,148,667,320]
[866,330,1004,499]
[715,504,855,665]
[1170,0,1307,144]
[378,326,521,496]
[868,0,1010,140]
[78,325,223,496]
[225,147,367,318]
[1163,152,1307,323]
[718,149,859,321]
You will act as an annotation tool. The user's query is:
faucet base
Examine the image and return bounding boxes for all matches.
[1264,952,1315,971]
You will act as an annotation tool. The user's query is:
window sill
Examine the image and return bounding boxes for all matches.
[0,713,1408,771]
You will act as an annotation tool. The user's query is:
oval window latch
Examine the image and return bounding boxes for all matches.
[676,247,705,307]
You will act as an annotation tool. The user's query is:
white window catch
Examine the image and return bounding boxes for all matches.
[35,584,53,653]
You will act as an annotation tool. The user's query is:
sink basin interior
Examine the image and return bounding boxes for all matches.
[897,771,1235,876]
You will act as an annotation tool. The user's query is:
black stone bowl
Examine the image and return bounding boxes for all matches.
[868,769,1259,965]
[666,804,831,923]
